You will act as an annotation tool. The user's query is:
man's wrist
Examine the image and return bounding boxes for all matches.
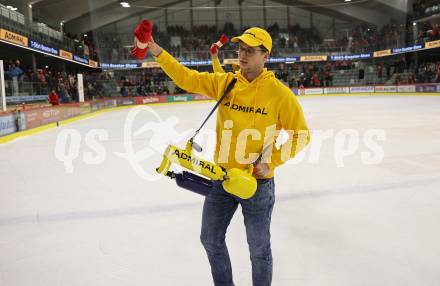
[152,47,163,57]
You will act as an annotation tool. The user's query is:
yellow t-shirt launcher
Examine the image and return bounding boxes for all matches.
[156,139,258,199]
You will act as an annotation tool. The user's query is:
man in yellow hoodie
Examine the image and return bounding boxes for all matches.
[147,27,310,286]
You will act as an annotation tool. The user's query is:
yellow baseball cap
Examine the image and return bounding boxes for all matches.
[231,27,272,53]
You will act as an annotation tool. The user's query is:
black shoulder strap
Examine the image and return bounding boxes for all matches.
[190,78,237,145]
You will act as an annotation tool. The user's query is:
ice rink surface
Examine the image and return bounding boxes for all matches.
[1,95,440,286]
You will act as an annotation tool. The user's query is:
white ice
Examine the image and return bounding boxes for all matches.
[1,95,440,286]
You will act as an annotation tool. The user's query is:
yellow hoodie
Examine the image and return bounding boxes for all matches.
[155,50,310,178]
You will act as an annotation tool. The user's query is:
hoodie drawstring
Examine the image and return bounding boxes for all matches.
[253,84,258,127]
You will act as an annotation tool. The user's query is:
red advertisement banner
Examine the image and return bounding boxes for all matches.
[24,105,81,129]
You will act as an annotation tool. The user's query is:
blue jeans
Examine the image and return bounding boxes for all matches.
[200,178,275,286]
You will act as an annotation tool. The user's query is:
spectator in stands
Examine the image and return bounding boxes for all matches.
[37,69,48,94]
[408,73,416,84]
[120,78,130,97]
[386,63,392,79]
[312,72,321,87]
[377,64,383,78]
[428,23,440,40]
[48,89,60,105]
[6,63,23,96]
[359,68,365,80]
[158,82,170,95]
[22,66,38,83]
[435,63,440,83]
[276,64,289,83]
[324,68,333,86]
[58,82,72,103]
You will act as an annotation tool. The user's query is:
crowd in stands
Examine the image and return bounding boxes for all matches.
[412,0,440,43]
[414,60,440,83]
[284,60,380,88]
[99,57,440,93]
[284,61,344,88]
[285,58,440,88]
[72,5,439,64]
[92,16,440,63]
[92,31,125,62]
[94,23,238,62]
[2,51,439,104]
[3,58,79,103]
[343,21,437,53]
[79,10,440,63]
[94,22,326,62]
[81,69,178,99]
[348,23,409,52]
[268,23,323,53]
[413,0,440,18]
[64,32,99,61]
[2,57,178,100]
[418,22,440,43]
[112,69,181,97]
